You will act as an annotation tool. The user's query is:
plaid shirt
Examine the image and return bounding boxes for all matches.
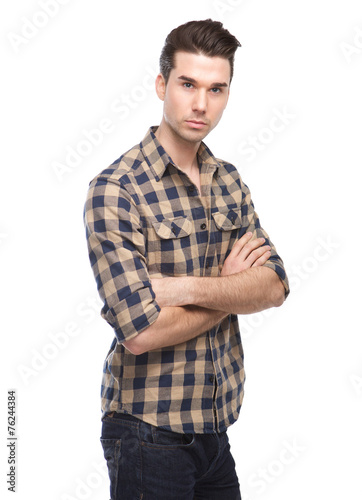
[84,127,289,434]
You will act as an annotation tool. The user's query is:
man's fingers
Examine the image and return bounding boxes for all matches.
[228,231,253,257]
[230,232,266,257]
[243,237,266,257]
[251,250,272,267]
[234,235,267,260]
[243,244,270,266]
[222,233,271,276]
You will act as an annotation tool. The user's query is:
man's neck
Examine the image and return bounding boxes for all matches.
[155,122,200,178]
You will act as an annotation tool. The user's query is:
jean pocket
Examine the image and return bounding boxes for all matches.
[142,425,195,449]
[100,438,121,499]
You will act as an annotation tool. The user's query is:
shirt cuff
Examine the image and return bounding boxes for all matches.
[103,287,161,343]
[264,258,290,298]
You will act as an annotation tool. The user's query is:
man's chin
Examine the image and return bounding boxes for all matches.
[180,127,209,144]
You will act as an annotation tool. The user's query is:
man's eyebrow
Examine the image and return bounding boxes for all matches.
[177,75,229,87]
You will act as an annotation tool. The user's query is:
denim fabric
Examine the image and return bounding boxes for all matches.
[101,412,241,499]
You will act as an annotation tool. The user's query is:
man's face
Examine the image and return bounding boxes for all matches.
[156,51,231,144]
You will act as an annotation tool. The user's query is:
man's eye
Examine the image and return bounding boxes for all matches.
[183,82,193,89]
[211,87,221,93]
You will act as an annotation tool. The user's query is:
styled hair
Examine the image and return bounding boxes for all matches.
[160,19,241,84]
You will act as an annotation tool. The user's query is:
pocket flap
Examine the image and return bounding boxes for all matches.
[152,216,193,239]
[212,208,242,231]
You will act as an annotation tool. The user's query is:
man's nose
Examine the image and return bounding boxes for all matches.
[192,90,207,113]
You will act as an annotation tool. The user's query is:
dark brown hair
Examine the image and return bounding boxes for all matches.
[160,19,241,84]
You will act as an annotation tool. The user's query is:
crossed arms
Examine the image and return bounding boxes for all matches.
[123,232,286,355]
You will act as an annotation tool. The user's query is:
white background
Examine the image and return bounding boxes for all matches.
[1,0,361,498]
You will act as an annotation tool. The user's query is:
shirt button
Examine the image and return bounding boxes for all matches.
[209,375,214,383]
[200,223,207,230]
[188,185,195,193]
[231,217,236,224]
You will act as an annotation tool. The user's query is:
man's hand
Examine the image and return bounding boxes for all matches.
[220,232,271,277]
[151,232,271,308]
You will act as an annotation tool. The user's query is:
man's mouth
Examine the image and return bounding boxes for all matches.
[186,120,207,129]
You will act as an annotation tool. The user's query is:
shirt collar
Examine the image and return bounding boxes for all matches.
[140,126,221,182]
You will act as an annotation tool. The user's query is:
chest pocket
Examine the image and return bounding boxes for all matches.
[212,207,243,267]
[148,216,194,276]
[212,207,242,231]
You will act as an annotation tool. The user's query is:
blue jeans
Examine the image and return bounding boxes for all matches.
[101,412,241,499]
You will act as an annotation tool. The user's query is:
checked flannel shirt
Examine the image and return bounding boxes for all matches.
[84,126,289,434]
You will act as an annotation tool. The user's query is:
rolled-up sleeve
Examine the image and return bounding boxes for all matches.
[84,176,160,342]
[240,182,290,298]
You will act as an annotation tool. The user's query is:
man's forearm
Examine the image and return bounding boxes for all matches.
[192,267,285,313]
[123,305,228,355]
[152,267,285,315]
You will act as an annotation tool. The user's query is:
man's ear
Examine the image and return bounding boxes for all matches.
[155,73,166,101]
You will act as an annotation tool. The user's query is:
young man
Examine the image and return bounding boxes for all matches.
[84,19,289,500]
